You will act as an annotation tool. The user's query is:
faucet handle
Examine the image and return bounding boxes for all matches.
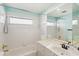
[67,42,71,45]
[77,47,79,51]
[61,44,65,48]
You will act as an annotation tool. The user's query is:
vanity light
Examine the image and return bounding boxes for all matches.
[62,10,67,13]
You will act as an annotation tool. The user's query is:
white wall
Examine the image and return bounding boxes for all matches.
[0,6,5,46]
[1,6,41,49]
[47,26,57,39]
[40,14,48,40]
[47,19,57,39]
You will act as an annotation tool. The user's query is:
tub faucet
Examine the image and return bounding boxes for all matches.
[2,44,8,52]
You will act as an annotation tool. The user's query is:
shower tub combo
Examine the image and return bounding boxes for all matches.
[2,44,37,56]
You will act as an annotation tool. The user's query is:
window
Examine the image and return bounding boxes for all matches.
[46,22,55,26]
[10,17,32,25]
[0,16,5,23]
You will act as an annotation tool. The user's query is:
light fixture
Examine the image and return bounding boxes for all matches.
[62,10,67,13]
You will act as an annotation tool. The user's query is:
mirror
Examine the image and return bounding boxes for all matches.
[47,3,72,43]
[72,4,79,47]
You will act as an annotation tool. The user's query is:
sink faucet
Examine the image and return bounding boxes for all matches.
[67,42,71,45]
[61,44,69,50]
[61,42,71,50]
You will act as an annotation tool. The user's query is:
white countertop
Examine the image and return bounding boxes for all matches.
[38,39,79,56]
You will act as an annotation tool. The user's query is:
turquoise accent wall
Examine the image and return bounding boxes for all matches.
[4,6,40,17]
[73,9,79,17]
[72,8,79,42]
[47,16,56,22]
[61,14,72,42]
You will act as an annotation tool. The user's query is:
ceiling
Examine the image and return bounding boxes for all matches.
[5,3,60,14]
[3,3,79,17]
[48,3,72,17]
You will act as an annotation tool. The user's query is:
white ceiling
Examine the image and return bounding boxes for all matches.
[4,3,73,17]
[48,3,72,17]
[5,3,60,14]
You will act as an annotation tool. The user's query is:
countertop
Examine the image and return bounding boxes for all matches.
[38,39,79,56]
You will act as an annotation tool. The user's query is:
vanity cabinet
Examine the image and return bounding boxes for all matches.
[37,43,57,56]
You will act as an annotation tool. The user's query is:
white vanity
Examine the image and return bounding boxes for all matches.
[37,39,79,56]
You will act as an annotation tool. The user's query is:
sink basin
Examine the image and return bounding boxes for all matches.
[51,46,69,56]
[50,44,75,56]
[51,45,79,56]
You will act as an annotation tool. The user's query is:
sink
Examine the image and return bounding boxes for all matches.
[51,45,79,56]
[51,46,69,56]
[50,44,75,56]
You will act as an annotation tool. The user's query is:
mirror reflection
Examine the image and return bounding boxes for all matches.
[72,4,79,47]
[47,3,72,43]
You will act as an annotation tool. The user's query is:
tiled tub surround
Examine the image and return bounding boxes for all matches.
[0,5,40,56]
[4,44,37,56]
[0,48,4,56]
[37,39,79,56]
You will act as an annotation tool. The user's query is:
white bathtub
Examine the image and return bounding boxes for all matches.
[4,44,37,56]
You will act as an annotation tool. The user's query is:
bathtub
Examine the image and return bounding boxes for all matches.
[4,44,37,56]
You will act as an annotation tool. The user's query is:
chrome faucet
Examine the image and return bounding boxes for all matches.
[2,44,8,52]
[61,42,71,50]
